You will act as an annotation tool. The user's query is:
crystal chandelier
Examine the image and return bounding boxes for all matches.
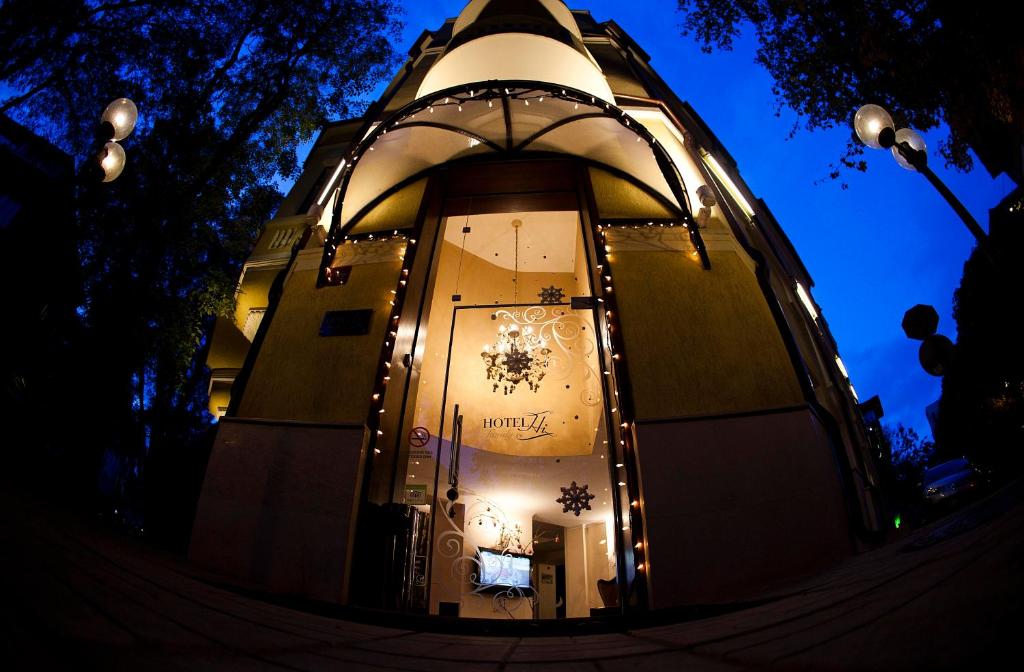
[482,322,550,394]
[481,219,551,394]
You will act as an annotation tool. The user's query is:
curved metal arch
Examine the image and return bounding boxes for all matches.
[341,150,687,236]
[387,121,506,153]
[319,80,710,278]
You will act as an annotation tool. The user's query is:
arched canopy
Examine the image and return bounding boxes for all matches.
[321,81,708,273]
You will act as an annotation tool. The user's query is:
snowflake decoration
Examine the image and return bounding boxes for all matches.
[538,285,565,304]
[556,481,596,517]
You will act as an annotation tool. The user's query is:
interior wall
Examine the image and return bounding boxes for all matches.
[584,523,613,608]
[564,525,588,618]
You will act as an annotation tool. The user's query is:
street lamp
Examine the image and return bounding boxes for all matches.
[853,104,994,263]
[94,97,138,183]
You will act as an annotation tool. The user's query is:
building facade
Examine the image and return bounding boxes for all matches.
[191,0,883,619]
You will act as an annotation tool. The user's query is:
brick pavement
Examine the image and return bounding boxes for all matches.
[2,482,1021,670]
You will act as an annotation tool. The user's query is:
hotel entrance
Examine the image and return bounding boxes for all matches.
[397,198,622,619]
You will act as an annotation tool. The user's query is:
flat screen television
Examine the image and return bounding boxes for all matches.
[476,548,531,590]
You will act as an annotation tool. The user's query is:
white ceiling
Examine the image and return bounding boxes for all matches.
[443,211,580,273]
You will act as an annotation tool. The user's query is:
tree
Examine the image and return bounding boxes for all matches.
[676,1,1024,183]
[936,202,1024,470]
[877,422,934,521]
[0,0,401,540]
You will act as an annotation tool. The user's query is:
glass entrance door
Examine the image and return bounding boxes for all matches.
[429,304,618,619]
[399,209,620,619]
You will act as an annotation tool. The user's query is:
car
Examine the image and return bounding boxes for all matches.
[921,457,985,506]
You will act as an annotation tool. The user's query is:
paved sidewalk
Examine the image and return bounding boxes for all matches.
[2,482,1021,671]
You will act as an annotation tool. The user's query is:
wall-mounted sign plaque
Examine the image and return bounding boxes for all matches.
[319,309,373,336]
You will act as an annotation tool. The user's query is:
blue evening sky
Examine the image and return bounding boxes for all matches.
[313,1,1017,439]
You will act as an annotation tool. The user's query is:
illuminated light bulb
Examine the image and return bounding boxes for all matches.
[615,463,624,468]
[99,141,126,182]
[618,481,626,486]
[379,408,386,414]
[377,430,384,436]
[621,422,629,429]
[100,98,138,140]
[488,100,493,108]
[525,99,529,106]
[613,354,621,360]
[631,500,639,508]
[372,394,380,400]
[539,96,544,102]
[574,102,579,110]
[637,563,645,571]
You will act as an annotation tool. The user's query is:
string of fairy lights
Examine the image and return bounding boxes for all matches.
[315,81,718,589]
[317,80,710,277]
[593,221,645,579]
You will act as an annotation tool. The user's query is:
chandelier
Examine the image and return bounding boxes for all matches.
[482,322,550,394]
[481,219,551,394]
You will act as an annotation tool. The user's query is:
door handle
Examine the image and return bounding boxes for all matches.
[448,403,463,488]
[446,404,464,518]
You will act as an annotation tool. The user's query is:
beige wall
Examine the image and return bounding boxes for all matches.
[189,419,364,603]
[590,167,675,220]
[238,241,403,423]
[564,525,587,618]
[234,268,277,329]
[635,408,851,607]
[207,316,251,371]
[565,522,614,617]
[611,247,804,421]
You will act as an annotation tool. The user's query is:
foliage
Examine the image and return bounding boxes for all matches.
[937,202,1024,470]
[0,0,401,539]
[676,1,1024,180]
[876,422,934,515]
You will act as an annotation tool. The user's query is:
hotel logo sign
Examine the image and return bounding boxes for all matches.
[482,411,554,441]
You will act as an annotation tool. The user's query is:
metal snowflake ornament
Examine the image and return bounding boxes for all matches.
[538,285,565,304]
[556,481,596,516]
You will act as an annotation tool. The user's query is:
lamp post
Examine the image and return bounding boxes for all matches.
[853,104,996,266]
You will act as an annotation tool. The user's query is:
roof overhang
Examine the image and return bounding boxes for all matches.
[320,81,709,274]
